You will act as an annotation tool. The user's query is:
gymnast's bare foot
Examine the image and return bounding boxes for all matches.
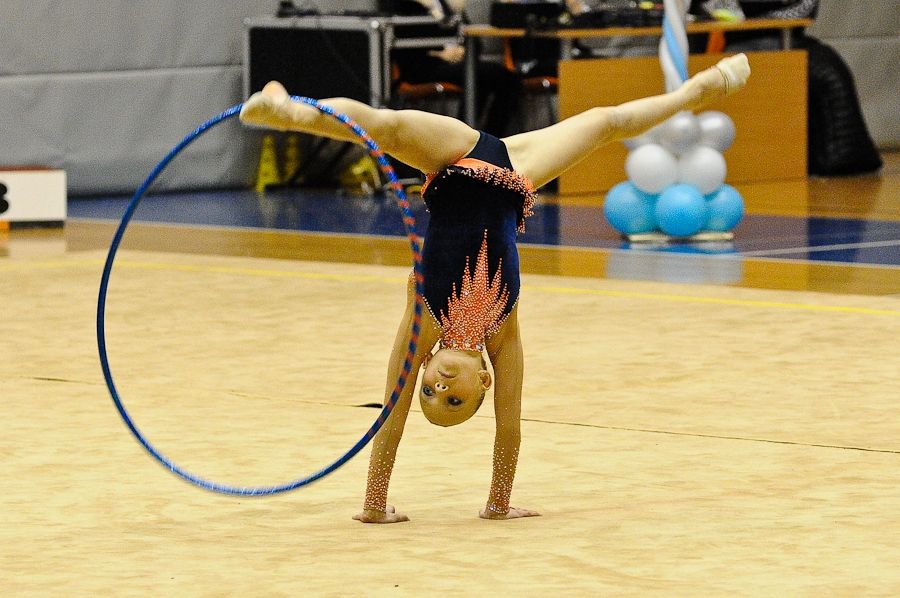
[685,53,750,109]
[353,504,410,524]
[240,81,297,130]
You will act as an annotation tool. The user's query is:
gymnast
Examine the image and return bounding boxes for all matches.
[239,53,750,523]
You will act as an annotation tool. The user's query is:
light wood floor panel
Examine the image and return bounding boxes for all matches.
[3,250,898,595]
[8,220,896,296]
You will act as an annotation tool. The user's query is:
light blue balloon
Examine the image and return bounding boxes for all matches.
[655,183,707,237]
[705,184,745,231]
[603,182,658,234]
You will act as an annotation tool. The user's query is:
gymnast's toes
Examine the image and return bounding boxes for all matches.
[239,93,274,127]
[715,53,751,94]
[240,82,294,129]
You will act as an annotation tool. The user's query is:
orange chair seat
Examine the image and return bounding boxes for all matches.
[395,81,463,101]
[521,76,558,92]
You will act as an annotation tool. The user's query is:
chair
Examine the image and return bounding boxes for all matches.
[386,65,464,189]
[391,64,463,116]
[503,40,558,131]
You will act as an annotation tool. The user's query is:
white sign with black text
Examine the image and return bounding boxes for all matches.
[0,169,67,223]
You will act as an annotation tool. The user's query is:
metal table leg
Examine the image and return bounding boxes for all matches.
[781,28,793,50]
[464,35,477,126]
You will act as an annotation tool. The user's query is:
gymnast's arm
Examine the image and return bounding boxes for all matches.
[354,273,441,524]
[482,310,540,520]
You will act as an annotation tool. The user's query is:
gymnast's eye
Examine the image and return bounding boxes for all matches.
[422,386,434,397]
[447,396,462,407]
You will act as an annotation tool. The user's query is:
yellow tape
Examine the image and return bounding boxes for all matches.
[4,257,898,317]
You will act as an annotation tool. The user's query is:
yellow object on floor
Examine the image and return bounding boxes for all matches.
[254,134,281,193]
[282,134,301,182]
[339,154,381,194]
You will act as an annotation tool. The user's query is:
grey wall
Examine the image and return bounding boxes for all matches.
[1,0,895,196]
[809,0,899,150]
[0,1,273,195]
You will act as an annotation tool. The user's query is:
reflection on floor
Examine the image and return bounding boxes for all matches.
[4,152,900,296]
[63,186,900,265]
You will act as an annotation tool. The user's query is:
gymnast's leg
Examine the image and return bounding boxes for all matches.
[240,81,480,175]
[503,54,751,189]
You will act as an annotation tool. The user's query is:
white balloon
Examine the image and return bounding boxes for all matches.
[623,133,651,149]
[644,122,666,144]
[678,146,727,195]
[658,112,701,155]
[697,111,737,152]
[626,144,678,194]
[623,122,665,149]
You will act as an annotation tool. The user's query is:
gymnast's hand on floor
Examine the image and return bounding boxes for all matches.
[479,506,541,521]
[353,504,410,524]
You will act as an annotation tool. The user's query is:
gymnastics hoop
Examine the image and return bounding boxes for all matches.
[97,98,425,495]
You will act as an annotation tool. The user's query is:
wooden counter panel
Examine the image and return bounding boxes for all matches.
[558,51,807,195]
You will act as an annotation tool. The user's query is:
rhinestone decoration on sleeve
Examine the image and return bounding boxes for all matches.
[363,453,395,513]
[488,443,520,514]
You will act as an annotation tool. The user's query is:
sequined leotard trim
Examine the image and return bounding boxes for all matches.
[422,158,536,234]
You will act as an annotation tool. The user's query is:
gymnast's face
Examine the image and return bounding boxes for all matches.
[420,349,492,427]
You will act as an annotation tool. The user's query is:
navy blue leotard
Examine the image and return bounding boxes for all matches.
[420,131,535,346]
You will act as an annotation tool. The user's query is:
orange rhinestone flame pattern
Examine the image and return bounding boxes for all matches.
[439,232,509,352]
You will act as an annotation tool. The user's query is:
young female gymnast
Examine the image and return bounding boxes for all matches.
[239,53,750,523]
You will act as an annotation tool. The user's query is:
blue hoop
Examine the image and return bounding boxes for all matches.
[97,99,425,495]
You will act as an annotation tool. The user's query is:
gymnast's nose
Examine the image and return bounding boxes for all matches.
[435,381,449,392]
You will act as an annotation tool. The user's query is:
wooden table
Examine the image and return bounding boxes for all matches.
[462,18,813,193]
[559,51,808,194]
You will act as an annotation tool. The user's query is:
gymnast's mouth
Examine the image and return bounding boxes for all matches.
[438,369,455,379]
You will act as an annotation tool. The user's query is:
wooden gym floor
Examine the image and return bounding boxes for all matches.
[1,154,899,596]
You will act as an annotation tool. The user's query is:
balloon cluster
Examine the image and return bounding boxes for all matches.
[606,0,743,239]
[604,110,745,237]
